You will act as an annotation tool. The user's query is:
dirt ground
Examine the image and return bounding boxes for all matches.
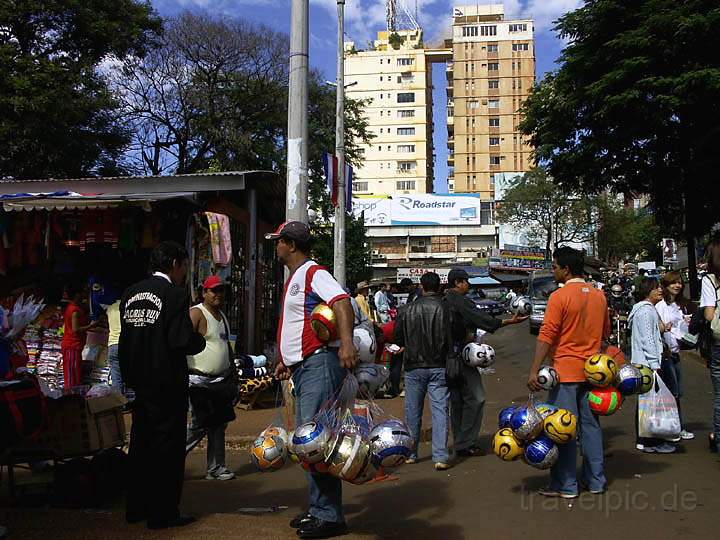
[3,322,719,539]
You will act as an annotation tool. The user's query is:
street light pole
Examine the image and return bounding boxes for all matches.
[333,0,347,286]
[286,0,309,224]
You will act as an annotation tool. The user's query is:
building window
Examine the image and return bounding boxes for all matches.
[353,182,368,192]
[397,144,415,153]
[468,100,479,109]
[380,93,383,99]
[398,109,415,118]
[480,202,494,225]
[489,137,500,146]
[397,92,415,103]
[490,155,501,165]
[398,161,417,171]
[481,25,497,36]
[378,145,382,151]
[509,23,528,32]
[487,43,498,53]
[400,73,414,83]
[380,111,383,116]
[397,180,416,190]
[512,43,530,51]
[397,127,415,136]
[397,57,414,66]
[387,145,391,151]
[488,99,499,108]
[488,62,499,71]
[462,26,478,37]
[380,128,383,134]
[489,117,500,127]
[489,79,499,89]
[489,173,496,186]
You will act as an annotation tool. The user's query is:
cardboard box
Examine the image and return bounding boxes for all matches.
[18,393,126,456]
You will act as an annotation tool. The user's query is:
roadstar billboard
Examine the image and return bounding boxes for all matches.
[352,194,482,226]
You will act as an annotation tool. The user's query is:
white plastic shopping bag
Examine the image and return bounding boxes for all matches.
[638,373,681,440]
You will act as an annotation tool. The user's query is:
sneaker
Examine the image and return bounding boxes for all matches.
[206,468,235,481]
[666,436,682,443]
[456,446,484,457]
[537,487,578,499]
[710,433,718,453]
[296,516,348,539]
[404,457,417,464]
[635,443,644,451]
[399,390,405,397]
[680,430,695,440]
[643,443,676,454]
[434,462,452,471]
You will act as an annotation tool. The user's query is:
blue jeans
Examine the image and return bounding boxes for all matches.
[548,383,606,494]
[404,367,450,463]
[711,344,720,440]
[108,344,123,393]
[661,353,684,425]
[291,350,347,523]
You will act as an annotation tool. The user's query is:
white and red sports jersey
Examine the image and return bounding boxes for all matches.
[277,260,350,366]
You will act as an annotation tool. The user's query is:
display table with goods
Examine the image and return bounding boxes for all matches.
[1,297,127,502]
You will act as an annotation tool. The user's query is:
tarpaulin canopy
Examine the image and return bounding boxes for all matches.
[468,276,501,286]
[1,191,196,211]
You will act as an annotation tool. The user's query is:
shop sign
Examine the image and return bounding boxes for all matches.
[396,267,452,283]
[490,249,546,270]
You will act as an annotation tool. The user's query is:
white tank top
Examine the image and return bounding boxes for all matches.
[187,304,231,376]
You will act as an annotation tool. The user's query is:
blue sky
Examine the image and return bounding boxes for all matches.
[151,0,582,191]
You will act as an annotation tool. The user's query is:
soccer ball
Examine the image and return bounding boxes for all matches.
[462,343,495,368]
[353,327,377,363]
[369,419,413,470]
[510,295,532,316]
[250,435,287,472]
[311,304,338,342]
[633,364,655,394]
[327,431,378,484]
[615,364,643,395]
[543,409,578,444]
[588,387,623,416]
[535,403,559,419]
[261,426,288,443]
[492,428,525,461]
[498,406,517,429]
[524,435,559,470]
[509,405,544,441]
[292,421,331,464]
[355,363,389,397]
[536,366,559,390]
[584,353,618,387]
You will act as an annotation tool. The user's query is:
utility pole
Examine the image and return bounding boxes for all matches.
[286,0,309,224]
[333,0,347,286]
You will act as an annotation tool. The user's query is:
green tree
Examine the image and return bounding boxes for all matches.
[496,168,594,257]
[520,0,720,294]
[307,78,375,286]
[596,195,660,265]
[0,0,161,178]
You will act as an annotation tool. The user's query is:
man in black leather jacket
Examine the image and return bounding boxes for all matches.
[394,272,454,470]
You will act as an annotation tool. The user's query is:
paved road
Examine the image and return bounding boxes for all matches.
[4,322,719,539]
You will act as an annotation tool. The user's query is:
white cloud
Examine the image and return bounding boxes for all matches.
[505,0,582,33]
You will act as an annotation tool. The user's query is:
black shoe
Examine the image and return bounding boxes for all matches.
[456,447,484,457]
[297,517,348,539]
[290,512,312,529]
[710,433,718,453]
[147,515,197,530]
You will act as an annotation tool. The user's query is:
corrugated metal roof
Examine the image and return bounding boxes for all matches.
[0,170,266,184]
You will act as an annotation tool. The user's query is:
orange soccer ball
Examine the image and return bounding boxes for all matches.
[311,304,338,342]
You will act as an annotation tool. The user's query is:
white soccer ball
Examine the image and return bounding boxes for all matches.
[292,421,331,464]
[462,343,496,368]
[536,366,559,391]
[510,295,532,316]
[353,327,377,364]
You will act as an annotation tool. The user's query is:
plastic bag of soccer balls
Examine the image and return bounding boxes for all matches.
[250,426,290,472]
[289,374,413,484]
[492,393,577,470]
[584,353,652,415]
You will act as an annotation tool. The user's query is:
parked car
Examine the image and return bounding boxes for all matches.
[467,289,505,316]
[527,273,558,334]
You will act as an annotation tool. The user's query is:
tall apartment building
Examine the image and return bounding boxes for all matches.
[447,4,535,195]
[344,29,435,195]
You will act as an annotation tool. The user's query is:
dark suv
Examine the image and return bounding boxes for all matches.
[528,273,558,334]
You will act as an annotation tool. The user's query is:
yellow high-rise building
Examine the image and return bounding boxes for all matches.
[344,29,435,195]
[447,4,535,195]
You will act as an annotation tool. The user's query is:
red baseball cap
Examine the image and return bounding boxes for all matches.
[203,275,225,290]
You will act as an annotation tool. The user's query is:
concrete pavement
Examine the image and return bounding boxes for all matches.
[3,322,719,539]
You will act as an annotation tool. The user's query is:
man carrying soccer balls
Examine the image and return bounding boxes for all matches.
[527,247,611,499]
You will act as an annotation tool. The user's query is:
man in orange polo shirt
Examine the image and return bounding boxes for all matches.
[528,247,610,499]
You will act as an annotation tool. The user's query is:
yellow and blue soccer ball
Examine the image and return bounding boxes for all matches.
[543,409,578,444]
[492,428,525,461]
[633,364,655,394]
[584,353,618,387]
